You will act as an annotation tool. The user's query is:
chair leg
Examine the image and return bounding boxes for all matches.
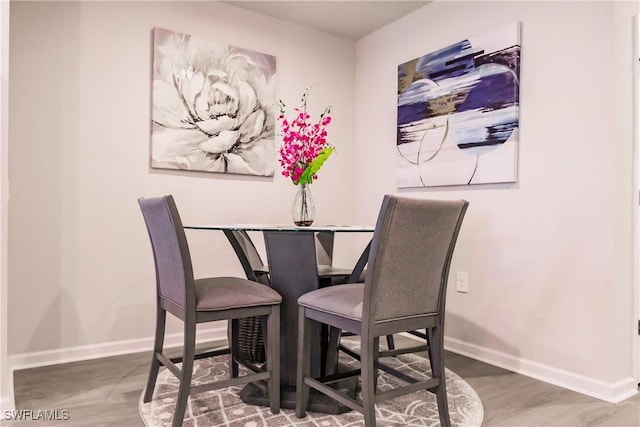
[173,321,196,427]
[143,307,166,403]
[320,324,328,376]
[267,305,280,414]
[425,328,434,374]
[228,319,239,378]
[360,335,377,427]
[385,334,395,351]
[373,337,380,390]
[429,326,450,427]
[295,309,312,418]
[325,326,341,375]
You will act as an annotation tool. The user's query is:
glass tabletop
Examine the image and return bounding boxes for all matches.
[184,223,375,232]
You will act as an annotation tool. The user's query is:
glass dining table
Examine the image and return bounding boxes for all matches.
[183,223,374,413]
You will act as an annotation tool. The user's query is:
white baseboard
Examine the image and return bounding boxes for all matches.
[0,358,14,411]
[443,335,639,404]
[9,324,228,372]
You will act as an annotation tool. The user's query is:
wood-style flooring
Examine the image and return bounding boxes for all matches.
[4,338,639,427]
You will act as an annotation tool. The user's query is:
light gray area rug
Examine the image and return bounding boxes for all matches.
[139,344,483,427]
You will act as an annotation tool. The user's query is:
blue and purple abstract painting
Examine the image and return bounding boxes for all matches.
[397,22,521,188]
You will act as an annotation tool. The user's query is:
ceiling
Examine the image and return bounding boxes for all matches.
[223,1,431,40]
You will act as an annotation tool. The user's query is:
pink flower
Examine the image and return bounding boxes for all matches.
[277,90,333,185]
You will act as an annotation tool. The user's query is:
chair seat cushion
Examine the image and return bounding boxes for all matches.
[253,264,352,278]
[195,277,281,311]
[298,283,364,321]
[317,265,352,278]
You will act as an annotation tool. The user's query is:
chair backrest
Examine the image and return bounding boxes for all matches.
[229,230,266,272]
[225,230,271,285]
[138,195,194,313]
[363,195,468,326]
[315,232,334,266]
[229,230,335,281]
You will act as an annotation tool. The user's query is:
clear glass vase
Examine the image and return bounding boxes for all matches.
[292,184,315,226]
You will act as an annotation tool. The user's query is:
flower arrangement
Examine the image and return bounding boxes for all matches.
[277,90,334,185]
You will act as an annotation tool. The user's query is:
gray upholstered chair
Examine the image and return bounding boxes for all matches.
[295,195,468,427]
[138,195,282,427]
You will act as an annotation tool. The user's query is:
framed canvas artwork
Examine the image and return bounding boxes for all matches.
[397,22,521,188]
[151,28,277,176]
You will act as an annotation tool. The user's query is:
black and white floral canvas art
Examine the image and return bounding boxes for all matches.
[151,28,276,176]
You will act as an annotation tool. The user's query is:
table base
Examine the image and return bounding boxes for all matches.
[239,379,358,415]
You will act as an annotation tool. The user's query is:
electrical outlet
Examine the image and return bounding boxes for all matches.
[456,271,469,293]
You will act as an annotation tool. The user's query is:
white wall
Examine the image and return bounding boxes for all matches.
[355,0,638,402]
[7,1,356,360]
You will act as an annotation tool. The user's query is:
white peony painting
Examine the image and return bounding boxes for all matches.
[151,28,276,176]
